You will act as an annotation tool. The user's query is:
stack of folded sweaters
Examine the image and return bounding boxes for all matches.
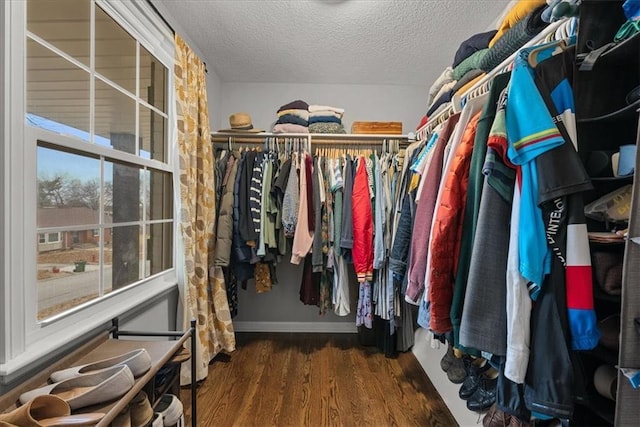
[273,99,310,133]
[308,105,346,134]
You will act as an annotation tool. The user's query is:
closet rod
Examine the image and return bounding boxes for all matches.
[211,132,413,146]
[416,19,566,142]
[212,132,412,140]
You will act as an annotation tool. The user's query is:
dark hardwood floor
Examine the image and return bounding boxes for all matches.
[181,332,457,427]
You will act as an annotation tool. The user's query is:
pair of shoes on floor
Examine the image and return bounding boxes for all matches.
[483,404,531,427]
[155,394,183,427]
[112,391,155,427]
[459,359,492,400]
[19,365,135,410]
[0,395,104,427]
[466,372,497,412]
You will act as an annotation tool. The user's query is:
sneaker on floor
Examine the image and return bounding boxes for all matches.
[151,413,163,427]
[155,394,183,426]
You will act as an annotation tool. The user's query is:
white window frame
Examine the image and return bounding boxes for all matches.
[47,232,60,243]
[0,0,177,380]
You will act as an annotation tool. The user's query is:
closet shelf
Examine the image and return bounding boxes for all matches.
[211,132,415,145]
[599,32,640,66]
[577,98,640,123]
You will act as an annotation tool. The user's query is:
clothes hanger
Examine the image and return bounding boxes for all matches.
[528,38,568,68]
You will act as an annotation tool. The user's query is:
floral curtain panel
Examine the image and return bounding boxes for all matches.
[174,34,235,383]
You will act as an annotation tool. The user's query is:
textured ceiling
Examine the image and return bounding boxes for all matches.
[151,0,511,86]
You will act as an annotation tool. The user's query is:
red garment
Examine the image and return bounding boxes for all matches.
[351,157,373,283]
[406,113,460,303]
[428,112,481,334]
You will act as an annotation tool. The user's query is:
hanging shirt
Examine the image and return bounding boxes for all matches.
[291,153,314,264]
[533,44,599,351]
[281,154,299,238]
[406,113,460,305]
[427,112,481,334]
[352,157,374,282]
[506,49,565,297]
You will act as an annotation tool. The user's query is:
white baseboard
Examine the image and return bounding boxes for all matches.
[232,321,357,333]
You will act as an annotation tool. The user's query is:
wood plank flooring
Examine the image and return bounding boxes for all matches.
[181,332,457,427]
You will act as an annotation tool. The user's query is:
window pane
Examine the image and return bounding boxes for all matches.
[95,6,136,95]
[27,0,90,66]
[147,223,173,277]
[104,160,142,223]
[140,46,167,112]
[37,227,100,320]
[37,145,101,228]
[95,79,136,151]
[107,225,142,292]
[139,106,167,162]
[147,169,173,220]
[27,40,90,137]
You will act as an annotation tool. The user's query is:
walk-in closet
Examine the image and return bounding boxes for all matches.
[1,0,639,426]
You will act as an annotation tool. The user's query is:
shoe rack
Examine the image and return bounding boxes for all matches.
[0,318,198,427]
[573,1,640,425]
[91,318,198,426]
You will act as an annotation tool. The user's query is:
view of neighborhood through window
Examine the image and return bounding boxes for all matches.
[28,0,173,320]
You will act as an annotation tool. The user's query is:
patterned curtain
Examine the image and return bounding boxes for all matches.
[175,34,235,383]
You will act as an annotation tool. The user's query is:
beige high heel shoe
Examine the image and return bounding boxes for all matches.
[0,395,104,427]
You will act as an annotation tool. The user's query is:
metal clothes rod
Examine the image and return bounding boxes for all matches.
[416,19,566,142]
[211,132,413,146]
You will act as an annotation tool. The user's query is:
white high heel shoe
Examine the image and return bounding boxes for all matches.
[20,365,135,410]
[49,348,151,382]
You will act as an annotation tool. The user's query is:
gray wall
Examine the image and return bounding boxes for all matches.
[206,67,222,133]
[215,81,427,135]
[208,80,426,329]
[233,250,358,326]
